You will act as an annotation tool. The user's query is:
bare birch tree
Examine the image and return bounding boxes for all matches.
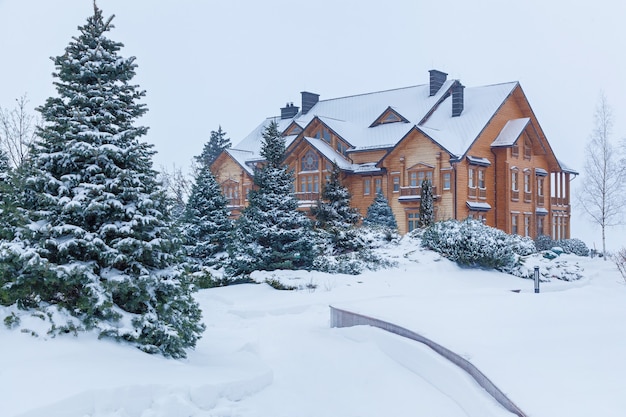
[0,94,39,168]
[577,93,626,258]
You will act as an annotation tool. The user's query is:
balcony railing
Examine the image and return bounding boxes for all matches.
[400,186,438,197]
[537,195,545,206]
[295,191,320,201]
[511,190,519,200]
[551,197,568,206]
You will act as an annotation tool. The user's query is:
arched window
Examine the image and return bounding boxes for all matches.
[301,150,319,171]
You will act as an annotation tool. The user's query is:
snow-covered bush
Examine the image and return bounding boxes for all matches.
[422,219,518,269]
[506,234,536,256]
[535,235,590,257]
[557,238,590,257]
[534,234,554,251]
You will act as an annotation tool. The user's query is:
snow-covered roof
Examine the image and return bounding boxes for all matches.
[466,201,492,211]
[303,137,382,174]
[228,78,525,168]
[536,207,549,215]
[491,118,530,147]
[535,168,548,176]
[557,158,579,175]
[466,156,492,166]
[225,148,256,175]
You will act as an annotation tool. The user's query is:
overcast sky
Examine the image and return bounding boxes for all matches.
[1,0,626,249]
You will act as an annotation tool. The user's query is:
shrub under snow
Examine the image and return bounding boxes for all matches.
[422,219,537,271]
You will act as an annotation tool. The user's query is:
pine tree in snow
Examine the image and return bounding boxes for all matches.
[418,179,434,228]
[363,190,398,230]
[0,4,204,358]
[227,120,315,276]
[195,126,231,169]
[181,165,232,266]
[313,163,363,254]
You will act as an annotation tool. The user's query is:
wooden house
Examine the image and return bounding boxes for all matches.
[211,70,576,238]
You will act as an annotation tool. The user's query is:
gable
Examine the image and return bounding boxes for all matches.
[369,106,409,127]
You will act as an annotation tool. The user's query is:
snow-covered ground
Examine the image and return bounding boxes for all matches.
[2,237,625,416]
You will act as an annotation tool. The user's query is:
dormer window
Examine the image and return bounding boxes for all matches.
[370,107,409,127]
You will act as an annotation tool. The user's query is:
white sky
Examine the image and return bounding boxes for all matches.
[1,0,626,248]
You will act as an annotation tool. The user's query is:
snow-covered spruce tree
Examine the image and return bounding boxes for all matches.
[181,165,232,267]
[363,190,397,230]
[313,162,363,254]
[0,4,204,358]
[418,179,434,228]
[227,120,315,276]
[195,126,231,170]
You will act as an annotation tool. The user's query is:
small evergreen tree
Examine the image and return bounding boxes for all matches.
[0,4,204,358]
[195,126,231,169]
[227,120,315,276]
[181,165,232,266]
[363,190,397,230]
[313,163,362,254]
[418,179,434,228]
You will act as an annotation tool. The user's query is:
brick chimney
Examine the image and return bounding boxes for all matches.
[429,69,448,96]
[452,81,465,117]
[280,102,299,119]
[301,91,319,114]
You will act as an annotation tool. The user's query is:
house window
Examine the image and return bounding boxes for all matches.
[442,172,451,190]
[468,167,475,188]
[512,214,518,235]
[364,178,371,195]
[524,137,532,159]
[392,176,400,192]
[478,170,485,189]
[301,150,319,171]
[537,216,544,236]
[336,141,348,156]
[512,143,519,158]
[537,177,545,205]
[511,169,519,200]
[407,211,419,232]
[383,112,401,123]
[300,175,319,193]
[409,169,433,188]
[524,215,530,237]
[524,171,532,201]
[375,178,382,194]
[314,127,331,144]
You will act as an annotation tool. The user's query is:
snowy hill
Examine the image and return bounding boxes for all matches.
[2,236,625,416]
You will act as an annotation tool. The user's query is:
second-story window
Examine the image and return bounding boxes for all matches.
[375,178,382,194]
[524,137,532,159]
[301,150,319,171]
[511,169,519,200]
[442,172,451,190]
[364,178,371,195]
[392,175,400,192]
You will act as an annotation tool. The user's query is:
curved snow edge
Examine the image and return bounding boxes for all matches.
[329,305,527,417]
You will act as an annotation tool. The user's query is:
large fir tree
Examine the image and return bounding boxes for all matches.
[227,120,315,275]
[313,163,362,254]
[195,126,231,169]
[181,165,232,266]
[363,190,398,230]
[0,3,203,358]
